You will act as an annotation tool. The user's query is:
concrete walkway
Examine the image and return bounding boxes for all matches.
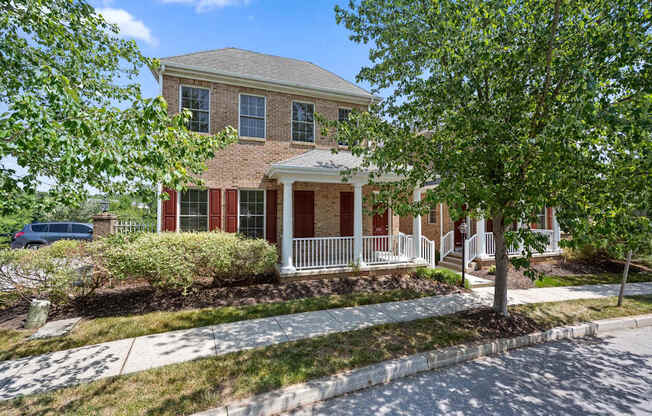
[1,282,651,401]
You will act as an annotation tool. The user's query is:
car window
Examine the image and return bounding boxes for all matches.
[49,224,69,233]
[71,224,92,233]
[31,224,48,232]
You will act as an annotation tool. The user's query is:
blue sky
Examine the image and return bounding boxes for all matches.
[94,0,377,99]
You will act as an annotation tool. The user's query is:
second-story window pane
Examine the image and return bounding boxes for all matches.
[292,102,314,142]
[181,86,210,133]
[338,108,351,145]
[240,95,265,138]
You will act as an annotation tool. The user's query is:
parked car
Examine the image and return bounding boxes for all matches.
[10,222,93,249]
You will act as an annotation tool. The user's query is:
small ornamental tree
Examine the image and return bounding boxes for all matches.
[557,98,651,306]
[328,0,650,315]
[0,0,237,215]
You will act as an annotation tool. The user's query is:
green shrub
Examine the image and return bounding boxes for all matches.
[97,232,278,292]
[415,267,468,288]
[0,240,99,304]
[488,265,496,275]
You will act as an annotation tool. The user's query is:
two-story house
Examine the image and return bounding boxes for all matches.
[154,48,562,277]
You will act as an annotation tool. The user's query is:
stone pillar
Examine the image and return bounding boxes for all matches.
[412,189,422,259]
[92,212,118,240]
[353,182,365,266]
[280,179,296,273]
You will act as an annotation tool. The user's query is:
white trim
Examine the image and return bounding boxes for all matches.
[238,93,266,140]
[179,84,211,133]
[159,63,381,105]
[156,184,162,233]
[237,188,266,239]
[291,100,316,144]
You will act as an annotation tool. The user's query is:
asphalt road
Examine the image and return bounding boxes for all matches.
[288,326,652,415]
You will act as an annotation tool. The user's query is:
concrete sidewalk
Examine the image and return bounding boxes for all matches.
[1,281,652,401]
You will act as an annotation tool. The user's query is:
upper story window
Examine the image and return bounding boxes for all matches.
[180,86,210,133]
[338,108,351,146]
[239,94,266,139]
[292,101,314,143]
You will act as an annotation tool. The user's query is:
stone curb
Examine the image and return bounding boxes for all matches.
[192,313,652,416]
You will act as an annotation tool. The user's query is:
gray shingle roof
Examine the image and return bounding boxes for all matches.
[271,149,365,171]
[161,48,374,100]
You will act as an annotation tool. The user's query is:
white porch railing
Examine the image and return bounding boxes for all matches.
[440,230,454,259]
[292,234,435,271]
[484,229,556,256]
[464,233,479,269]
[363,235,412,265]
[293,236,354,270]
[421,236,436,268]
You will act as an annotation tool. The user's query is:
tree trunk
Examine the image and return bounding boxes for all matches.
[492,214,509,316]
[617,250,632,307]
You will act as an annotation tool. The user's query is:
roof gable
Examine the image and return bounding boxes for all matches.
[160,48,375,101]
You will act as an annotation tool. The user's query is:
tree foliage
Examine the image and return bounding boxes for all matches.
[0,0,237,215]
[329,0,650,314]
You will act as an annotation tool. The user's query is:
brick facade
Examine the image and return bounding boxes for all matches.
[161,74,389,240]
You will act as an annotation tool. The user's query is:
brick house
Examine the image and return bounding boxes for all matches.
[154,48,561,276]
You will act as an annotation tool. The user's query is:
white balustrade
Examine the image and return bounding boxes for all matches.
[440,230,454,259]
[293,236,354,270]
[464,233,478,268]
[484,229,556,257]
[115,220,155,234]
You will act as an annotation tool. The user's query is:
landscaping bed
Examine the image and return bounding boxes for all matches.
[3,294,651,416]
[0,273,460,331]
[475,257,652,289]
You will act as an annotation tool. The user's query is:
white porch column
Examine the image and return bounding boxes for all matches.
[353,182,365,266]
[413,189,422,259]
[477,215,486,257]
[280,179,296,273]
[552,207,561,251]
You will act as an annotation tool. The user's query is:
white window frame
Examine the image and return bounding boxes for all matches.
[179,85,211,133]
[177,188,210,232]
[291,100,316,143]
[238,93,267,141]
[536,208,547,229]
[337,107,352,147]
[237,188,266,239]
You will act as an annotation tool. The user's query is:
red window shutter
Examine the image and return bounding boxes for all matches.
[266,190,277,243]
[340,192,354,236]
[293,191,315,238]
[225,189,238,233]
[546,207,553,230]
[209,189,222,231]
[162,188,177,232]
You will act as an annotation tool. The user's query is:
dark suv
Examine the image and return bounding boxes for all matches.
[11,222,93,249]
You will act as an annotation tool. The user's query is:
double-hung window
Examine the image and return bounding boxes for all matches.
[239,190,264,238]
[536,208,546,229]
[240,94,266,139]
[180,86,210,133]
[428,208,437,224]
[292,101,314,143]
[337,108,351,146]
[180,189,208,232]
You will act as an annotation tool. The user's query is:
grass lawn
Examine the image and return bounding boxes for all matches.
[2,294,651,416]
[0,288,443,361]
[534,271,652,288]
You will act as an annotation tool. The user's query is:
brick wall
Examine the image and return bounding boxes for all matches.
[399,202,455,251]
[162,75,372,239]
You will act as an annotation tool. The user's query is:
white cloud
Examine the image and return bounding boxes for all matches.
[97,8,158,46]
[161,0,251,13]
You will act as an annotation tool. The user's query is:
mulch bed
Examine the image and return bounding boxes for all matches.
[456,307,544,339]
[475,257,650,290]
[1,274,462,328]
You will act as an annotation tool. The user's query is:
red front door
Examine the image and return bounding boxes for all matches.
[373,207,389,250]
[293,191,314,238]
[340,192,354,236]
[453,205,468,247]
